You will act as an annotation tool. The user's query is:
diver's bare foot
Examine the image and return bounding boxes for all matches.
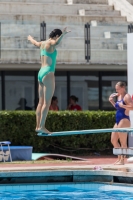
[114,159,120,165]
[36,127,52,134]
[35,127,38,132]
[115,159,124,165]
[43,128,52,134]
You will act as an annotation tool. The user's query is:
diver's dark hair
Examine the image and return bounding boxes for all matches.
[116,81,126,88]
[70,95,78,102]
[49,29,62,38]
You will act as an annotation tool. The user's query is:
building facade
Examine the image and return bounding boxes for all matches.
[0,0,131,110]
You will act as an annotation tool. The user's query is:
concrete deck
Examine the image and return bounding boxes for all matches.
[0,156,133,184]
[0,156,132,172]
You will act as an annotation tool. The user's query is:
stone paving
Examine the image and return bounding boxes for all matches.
[0,156,132,172]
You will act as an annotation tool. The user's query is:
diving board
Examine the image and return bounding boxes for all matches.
[37,128,133,137]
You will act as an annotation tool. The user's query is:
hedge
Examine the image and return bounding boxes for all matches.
[0,111,116,155]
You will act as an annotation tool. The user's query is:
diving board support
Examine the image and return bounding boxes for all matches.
[37,128,133,137]
[32,153,88,161]
[113,148,133,156]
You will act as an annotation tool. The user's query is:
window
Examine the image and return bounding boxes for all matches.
[102,71,127,110]
[54,71,67,110]
[2,70,127,111]
[5,72,35,110]
[70,71,99,110]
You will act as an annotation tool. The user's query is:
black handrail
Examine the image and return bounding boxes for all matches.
[128,24,133,33]
[84,23,90,62]
[40,21,46,41]
[0,22,1,59]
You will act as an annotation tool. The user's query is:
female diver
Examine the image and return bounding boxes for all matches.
[28,27,70,134]
[109,81,133,165]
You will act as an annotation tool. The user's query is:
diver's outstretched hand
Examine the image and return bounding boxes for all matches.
[27,35,34,41]
[62,27,71,34]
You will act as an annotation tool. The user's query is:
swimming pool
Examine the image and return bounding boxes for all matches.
[0,182,133,200]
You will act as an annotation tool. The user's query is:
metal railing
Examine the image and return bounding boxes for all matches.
[84,23,90,62]
[0,22,1,59]
[40,21,46,41]
[128,24,133,33]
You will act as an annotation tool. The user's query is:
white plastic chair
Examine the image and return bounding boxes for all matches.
[0,141,12,162]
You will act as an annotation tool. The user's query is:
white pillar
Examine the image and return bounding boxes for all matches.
[127,33,133,162]
[127,33,133,128]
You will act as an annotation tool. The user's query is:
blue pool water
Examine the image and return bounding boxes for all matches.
[0,183,133,200]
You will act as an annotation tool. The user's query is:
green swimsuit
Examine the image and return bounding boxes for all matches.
[38,48,57,84]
